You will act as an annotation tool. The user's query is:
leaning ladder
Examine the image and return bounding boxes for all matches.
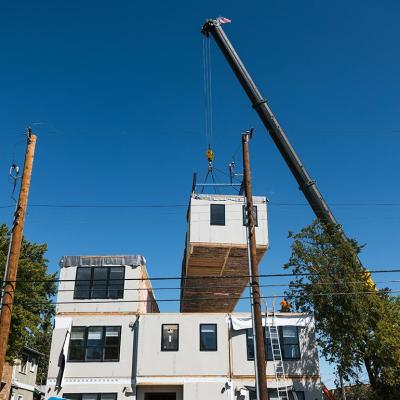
[265,303,291,400]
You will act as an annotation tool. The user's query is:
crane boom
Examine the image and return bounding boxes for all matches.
[201,19,338,227]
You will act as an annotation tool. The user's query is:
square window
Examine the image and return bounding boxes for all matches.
[74,267,125,300]
[161,324,179,351]
[210,204,225,226]
[200,324,217,351]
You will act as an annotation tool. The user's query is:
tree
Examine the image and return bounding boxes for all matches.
[284,220,400,399]
[0,224,56,383]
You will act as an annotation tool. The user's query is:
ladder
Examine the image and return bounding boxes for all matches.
[265,302,291,400]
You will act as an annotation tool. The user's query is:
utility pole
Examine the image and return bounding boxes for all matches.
[0,128,37,380]
[242,130,268,400]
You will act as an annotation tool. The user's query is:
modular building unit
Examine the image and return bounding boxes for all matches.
[181,194,269,312]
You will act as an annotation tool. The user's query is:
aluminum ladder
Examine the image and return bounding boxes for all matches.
[265,302,291,400]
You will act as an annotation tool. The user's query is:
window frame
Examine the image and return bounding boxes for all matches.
[242,205,258,227]
[73,266,125,300]
[199,323,218,351]
[246,328,273,361]
[63,394,117,400]
[68,326,121,363]
[161,324,179,352]
[279,326,301,360]
[210,204,226,226]
[19,354,28,374]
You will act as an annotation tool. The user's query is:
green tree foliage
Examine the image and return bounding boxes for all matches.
[0,224,56,383]
[284,220,400,399]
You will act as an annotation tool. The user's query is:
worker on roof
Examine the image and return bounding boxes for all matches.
[280,298,291,312]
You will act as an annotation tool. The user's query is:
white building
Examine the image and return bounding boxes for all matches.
[46,256,322,400]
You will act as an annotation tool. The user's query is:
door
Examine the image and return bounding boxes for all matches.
[144,394,176,400]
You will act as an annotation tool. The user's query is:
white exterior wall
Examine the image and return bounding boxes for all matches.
[189,194,268,247]
[46,310,321,400]
[47,314,138,399]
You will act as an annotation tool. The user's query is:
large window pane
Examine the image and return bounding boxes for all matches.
[104,327,121,361]
[91,268,108,299]
[246,329,255,360]
[69,327,86,361]
[100,395,117,400]
[85,327,103,361]
[81,395,97,400]
[210,204,225,226]
[161,324,179,351]
[280,326,300,359]
[108,267,124,299]
[200,324,217,351]
[74,268,91,299]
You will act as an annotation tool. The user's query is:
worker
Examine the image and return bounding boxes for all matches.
[280,298,291,312]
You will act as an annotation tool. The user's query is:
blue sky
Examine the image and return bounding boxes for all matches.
[1,0,399,388]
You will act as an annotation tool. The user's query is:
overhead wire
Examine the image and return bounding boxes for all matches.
[1,289,399,309]
[2,268,400,284]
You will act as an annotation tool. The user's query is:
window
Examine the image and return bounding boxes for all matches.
[20,354,28,374]
[242,205,258,226]
[246,329,273,361]
[68,326,121,362]
[210,204,225,226]
[29,356,36,372]
[74,266,125,299]
[200,324,217,351]
[280,326,301,360]
[161,324,179,351]
[64,394,117,400]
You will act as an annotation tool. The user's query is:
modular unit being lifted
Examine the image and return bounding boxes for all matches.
[180,193,269,312]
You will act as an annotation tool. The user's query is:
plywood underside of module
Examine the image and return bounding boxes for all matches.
[180,243,267,312]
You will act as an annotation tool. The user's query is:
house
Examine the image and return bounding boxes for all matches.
[0,346,44,400]
[45,254,322,400]
[45,194,322,399]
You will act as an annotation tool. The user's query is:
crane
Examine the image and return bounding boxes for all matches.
[201,18,373,284]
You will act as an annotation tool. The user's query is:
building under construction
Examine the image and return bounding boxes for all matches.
[180,192,268,312]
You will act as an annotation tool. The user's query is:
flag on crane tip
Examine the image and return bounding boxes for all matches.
[218,17,232,24]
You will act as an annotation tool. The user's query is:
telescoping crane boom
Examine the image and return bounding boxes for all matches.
[202,19,338,227]
[201,18,375,288]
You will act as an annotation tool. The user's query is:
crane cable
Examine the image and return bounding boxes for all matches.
[202,36,217,193]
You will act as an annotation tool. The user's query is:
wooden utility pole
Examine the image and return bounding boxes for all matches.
[242,131,268,400]
[0,128,37,380]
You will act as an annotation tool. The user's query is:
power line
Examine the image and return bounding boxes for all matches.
[1,289,399,308]
[3,268,400,284]
[1,201,400,210]
[6,279,399,293]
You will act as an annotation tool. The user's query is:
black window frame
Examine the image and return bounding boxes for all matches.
[68,326,121,362]
[242,205,258,227]
[246,328,273,361]
[63,394,117,400]
[279,326,301,360]
[161,324,179,352]
[74,266,125,300]
[199,324,218,351]
[210,204,226,226]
